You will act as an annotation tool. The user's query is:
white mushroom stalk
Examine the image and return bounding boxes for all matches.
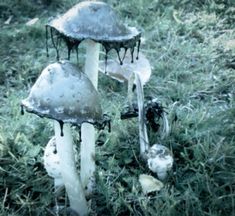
[135,73,149,157]
[54,122,87,215]
[81,39,100,194]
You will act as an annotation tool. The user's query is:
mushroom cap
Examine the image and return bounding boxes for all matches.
[99,52,151,84]
[139,174,164,194]
[21,61,103,125]
[147,144,173,180]
[47,1,140,45]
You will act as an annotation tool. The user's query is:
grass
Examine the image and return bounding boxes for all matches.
[0,0,235,215]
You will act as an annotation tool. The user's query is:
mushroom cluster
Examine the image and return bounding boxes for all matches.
[46,1,142,197]
[22,1,174,215]
[22,1,143,215]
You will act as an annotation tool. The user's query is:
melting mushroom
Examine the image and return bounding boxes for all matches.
[99,51,151,108]
[21,61,102,128]
[46,1,141,64]
[21,61,106,216]
[46,1,141,193]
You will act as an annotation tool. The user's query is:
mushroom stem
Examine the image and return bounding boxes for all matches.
[54,121,88,216]
[135,73,149,158]
[127,73,135,108]
[81,39,100,193]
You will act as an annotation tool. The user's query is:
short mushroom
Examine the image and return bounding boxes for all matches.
[21,60,105,216]
[43,136,63,189]
[147,144,173,180]
[46,1,141,191]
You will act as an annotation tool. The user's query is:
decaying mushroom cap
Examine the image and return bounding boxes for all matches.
[99,52,151,84]
[21,61,103,126]
[46,1,141,61]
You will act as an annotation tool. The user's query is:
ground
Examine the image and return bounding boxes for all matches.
[0,0,235,215]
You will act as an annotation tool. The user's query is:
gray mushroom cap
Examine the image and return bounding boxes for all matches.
[46,1,141,62]
[21,61,103,126]
[48,1,140,43]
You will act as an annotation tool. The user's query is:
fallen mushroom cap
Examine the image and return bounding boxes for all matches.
[46,1,141,60]
[99,52,151,84]
[21,60,103,126]
[139,174,164,194]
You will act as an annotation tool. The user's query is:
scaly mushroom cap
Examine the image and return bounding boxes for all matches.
[46,1,141,61]
[21,61,103,125]
[48,1,139,42]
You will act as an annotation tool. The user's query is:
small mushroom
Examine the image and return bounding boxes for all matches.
[43,136,63,189]
[21,60,104,216]
[46,1,141,192]
[147,144,173,180]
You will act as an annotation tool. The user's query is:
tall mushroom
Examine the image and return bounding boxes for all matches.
[46,1,141,191]
[21,61,106,215]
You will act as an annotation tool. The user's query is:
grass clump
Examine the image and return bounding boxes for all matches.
[0,0,235,215]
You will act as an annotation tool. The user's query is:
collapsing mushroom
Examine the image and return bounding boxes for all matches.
[21,61,109,216]
[99,51,151,108]
[104,50,172,178]
[135,73,173,180]
[46,1,141,192]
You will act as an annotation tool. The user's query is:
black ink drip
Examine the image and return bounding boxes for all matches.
[50,28,60,61]
[104,49,109,74]
[58,120,64,137]
[136,39,141,60]
[78,126,82,142]
[108,121,111,133]
[46,26,49,58]
[130,47,135,63]
[20,105,24,115]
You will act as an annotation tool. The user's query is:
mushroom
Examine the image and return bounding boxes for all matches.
[135,72,173,180]
[46,1,141,192]
[21,60,105,216]
[147,144,173,180]
[43,136,63,189]
[43,136,65,214]
[99,51,151,108]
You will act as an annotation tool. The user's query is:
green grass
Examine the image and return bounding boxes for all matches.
[0,0,235,215]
